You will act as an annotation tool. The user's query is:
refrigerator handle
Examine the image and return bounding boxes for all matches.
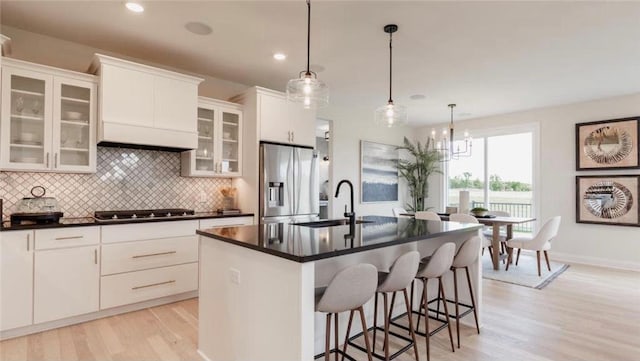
[287,149,294,216]
[295,149,302,214]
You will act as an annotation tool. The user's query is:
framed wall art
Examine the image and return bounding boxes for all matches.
[576,175,640,227]
[575,116,640,170]
[360,140,399,203]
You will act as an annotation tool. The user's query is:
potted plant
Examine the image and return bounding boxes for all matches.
[470,207,488,217]
[397,137,442,212]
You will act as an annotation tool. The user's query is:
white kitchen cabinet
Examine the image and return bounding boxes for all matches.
[33,245,100,324]
[256,89,315,147]
[0,58,97,172]
[199,216,254,229]
[181,97,243,177]
[90,54,202,150]
[0,230,34,331]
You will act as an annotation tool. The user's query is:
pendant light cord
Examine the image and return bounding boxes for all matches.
[388,31,393,103]
[306,0,311,76]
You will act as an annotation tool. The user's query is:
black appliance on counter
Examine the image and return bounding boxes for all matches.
[94,208,195,223]
[10,186,64,225]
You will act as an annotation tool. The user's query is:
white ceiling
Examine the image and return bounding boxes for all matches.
[2,1,639,125]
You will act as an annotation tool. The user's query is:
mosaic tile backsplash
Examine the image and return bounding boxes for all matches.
[0,147,232,219]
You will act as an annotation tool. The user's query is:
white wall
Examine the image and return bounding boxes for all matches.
[319,104,413,218]
[416,93,640,270]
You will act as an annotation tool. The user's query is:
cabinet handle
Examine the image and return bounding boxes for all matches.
[94,249,98,265]
[132,251,177,259]
[26,234,30,251]
[131,280,175,290]
[55,235,83,240]
[46,152,50,167]
[54,153,58,168]
[287,131,291,142]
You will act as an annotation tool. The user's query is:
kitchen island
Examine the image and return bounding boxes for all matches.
[197,216,483,361]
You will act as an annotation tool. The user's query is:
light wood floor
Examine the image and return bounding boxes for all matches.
[2,263,639,361]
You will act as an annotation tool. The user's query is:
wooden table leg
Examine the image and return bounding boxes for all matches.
[491,224,500,270]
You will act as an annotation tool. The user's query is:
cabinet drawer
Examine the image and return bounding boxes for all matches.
[35,226,100,250]
[100,263,198,309]
[199,216,253,229]
[101,220,198,244]
[101,235,198,276]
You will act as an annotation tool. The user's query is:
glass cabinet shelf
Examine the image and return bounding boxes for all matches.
[60,96,90,104]
[11,89,45,97]
[11,114,44,121]
[60,120,89,126]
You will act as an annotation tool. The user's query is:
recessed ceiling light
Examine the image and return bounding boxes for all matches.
[185,22,212,35]
[409,94,426,100]
[273,53,287,61]
[125,2,144,13]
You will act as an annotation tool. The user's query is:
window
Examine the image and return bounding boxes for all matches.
[446,128,536,233]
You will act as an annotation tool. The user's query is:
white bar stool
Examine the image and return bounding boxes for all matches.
[413,243,456,361]
[448,236,481,348]
[315,263,378,361]
[349,251,421,361]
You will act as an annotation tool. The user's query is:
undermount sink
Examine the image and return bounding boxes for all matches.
[293,219,375,228]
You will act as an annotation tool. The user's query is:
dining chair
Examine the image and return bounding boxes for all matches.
[415,211,441,221]
[449,213,494,260]
[392,207,408,217]
[505,216,562,276]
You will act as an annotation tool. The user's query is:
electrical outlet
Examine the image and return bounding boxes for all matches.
[199,191,207,203]
[229,268,241,285]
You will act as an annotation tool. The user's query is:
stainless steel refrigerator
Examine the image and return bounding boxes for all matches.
[260,142,319,224]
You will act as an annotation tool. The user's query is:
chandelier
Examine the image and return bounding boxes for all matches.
[430,104,472,161]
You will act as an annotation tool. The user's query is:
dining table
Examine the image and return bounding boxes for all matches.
[438,214,536,270]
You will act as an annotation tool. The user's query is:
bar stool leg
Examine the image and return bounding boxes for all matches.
[516,248,521,265]
[325,313,331,361]
[464,267,480,334]
[453,268,460,348]
[383,293,390,361]
[439,277,455,352]
[334,313,339,361]
[358,306,374,361]
[422,278,430,361]
[402,289,420,361]
[372,292,378,353]
[341,310,355,361]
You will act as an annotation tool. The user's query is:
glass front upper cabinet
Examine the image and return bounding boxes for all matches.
[196,106,216,173]
[1,59,97,172]
[220,109,241,174]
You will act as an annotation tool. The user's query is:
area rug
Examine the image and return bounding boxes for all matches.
[482,254,569,289]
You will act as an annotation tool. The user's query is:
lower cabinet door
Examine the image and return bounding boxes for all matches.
[34,245,100,324]
[0,231,34,331]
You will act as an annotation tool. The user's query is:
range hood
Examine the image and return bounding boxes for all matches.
[90,54,203,150]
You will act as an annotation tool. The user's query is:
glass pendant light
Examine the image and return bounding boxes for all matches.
[286,0,329,109]
[375,24,408,127]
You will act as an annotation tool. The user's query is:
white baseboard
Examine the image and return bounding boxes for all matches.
[0,291,198,341]
[550,251,640,272]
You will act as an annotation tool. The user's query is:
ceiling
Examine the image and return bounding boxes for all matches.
[2,1,640,125]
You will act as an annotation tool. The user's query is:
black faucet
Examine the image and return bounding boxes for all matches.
[335,179,355,228]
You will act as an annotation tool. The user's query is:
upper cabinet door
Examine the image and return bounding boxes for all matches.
[219,107,242,176]
[259,92,290,144]
[0,66,53,171]
[100,64,154,127]
[153,76,197,133]
[52,77,97,172]
[288,105,316,148]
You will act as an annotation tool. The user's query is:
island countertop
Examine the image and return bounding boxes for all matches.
[196,215,482,263]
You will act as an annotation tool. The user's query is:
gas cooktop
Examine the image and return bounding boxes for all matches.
[94,209,195,223]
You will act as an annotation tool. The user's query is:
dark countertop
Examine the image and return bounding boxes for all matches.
[197,215,483,263]
[0,212,254,231]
